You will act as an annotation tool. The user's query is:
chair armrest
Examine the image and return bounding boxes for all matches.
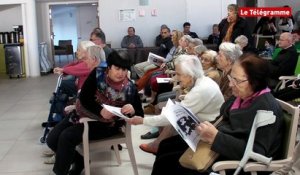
[79,117,97,123]
[212,161,240,171]
[279,76,297,81]
[244,158,292,172]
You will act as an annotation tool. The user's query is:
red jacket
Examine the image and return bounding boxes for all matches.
[63,60,91,89]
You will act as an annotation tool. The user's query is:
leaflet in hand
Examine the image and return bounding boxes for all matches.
[162,99,201,152]
[102,104,129,119]
[156,77,172,83]
[147,52,165,66]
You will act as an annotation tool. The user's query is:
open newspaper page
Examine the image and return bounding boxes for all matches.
[156,77,172,83]
[102,104,129,119]
[162,99,201,152]
[147,52,165,66]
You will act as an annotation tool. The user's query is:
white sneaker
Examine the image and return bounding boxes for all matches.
[44,155,55,164]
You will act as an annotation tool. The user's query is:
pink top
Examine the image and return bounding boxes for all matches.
[63,60,91,89]
[230,87,271,110]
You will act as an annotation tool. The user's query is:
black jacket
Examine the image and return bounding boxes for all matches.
[212,93,283,160]
[268,45,298,80]
[218,17,253,48]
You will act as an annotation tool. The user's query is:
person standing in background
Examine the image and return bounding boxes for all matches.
[218,4,253,48]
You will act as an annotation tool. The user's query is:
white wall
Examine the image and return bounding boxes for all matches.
[0,5,22,32]
[99,0,236,48]
[77,5,98,42]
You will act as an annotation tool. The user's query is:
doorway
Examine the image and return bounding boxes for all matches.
[49,2,99,67]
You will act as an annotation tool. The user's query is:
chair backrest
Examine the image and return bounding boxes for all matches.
[276,99,299,159]
[272,47,282,60]
[255,35,274,50]
[294,53,300,76]
[59,40,72,47]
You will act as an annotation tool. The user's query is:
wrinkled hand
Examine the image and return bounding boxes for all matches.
[53,67,63,74]
[125,116,143,125]
[100,108,115,120]
[128,43,136,48]
[121,104,135,116]
[196,121,218,144]
[160,63,166,69]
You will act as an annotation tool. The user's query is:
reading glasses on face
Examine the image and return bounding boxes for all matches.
[227,74,248,85]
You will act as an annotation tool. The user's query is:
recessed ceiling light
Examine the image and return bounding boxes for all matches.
[91,3,97,6]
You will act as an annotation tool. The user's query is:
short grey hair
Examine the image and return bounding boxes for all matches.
[219,42,243,64]
[86,45,106,62]
[183,35,193,44]
[202,50,218,65]
[192,38,203,46]
[78,41,95,50]
[194,45,208,55]
[174,54,204,79]
[235,35,248,48]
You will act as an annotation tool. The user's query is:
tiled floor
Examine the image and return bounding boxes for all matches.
[0,74,155,175]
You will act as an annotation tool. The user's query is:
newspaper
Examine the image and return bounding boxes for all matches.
[156,77,172,83]
[147,52,165,66]
[102,104,129,119]
[162,99,201,152]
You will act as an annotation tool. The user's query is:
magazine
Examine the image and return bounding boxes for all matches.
[162,99,201,152]
[156,77,172,83]
[102,104,129,119]
[147,52,165,66]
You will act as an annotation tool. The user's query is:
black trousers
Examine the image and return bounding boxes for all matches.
[152,135,206,175]
[46,116,119,175]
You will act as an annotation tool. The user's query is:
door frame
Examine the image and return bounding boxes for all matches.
[45,0,98,66]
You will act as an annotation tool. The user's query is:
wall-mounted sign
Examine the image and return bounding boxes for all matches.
[139,0,149,6]
[119,9,136,21]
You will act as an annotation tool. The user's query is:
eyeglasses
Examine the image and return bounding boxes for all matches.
[227,74,248,86]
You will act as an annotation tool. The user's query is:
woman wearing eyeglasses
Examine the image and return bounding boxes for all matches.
[149,53,283,175]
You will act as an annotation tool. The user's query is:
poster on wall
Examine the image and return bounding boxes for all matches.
[119,9,136,21]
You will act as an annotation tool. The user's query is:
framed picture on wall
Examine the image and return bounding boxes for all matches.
[119,9,136,22]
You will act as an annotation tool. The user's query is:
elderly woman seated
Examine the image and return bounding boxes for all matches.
[199,50,221,84]
[53,41,105,96]
[127,54,224,154]
[148,53,283,175]
[46,50,144,175]
[217,42,243,101]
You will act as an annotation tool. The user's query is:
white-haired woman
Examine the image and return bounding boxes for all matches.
[127,54,224,154]
[200,50,221,84]
[217,42,243,100]
[53,41,105,93]
[235,35,248,51]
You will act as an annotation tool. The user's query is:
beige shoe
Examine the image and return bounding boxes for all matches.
[42,149,55,157]
[44,155,55,164]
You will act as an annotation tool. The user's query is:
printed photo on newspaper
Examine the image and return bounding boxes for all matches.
[162,99,201,152]
[147,52,165,66]
[102,104,129,119]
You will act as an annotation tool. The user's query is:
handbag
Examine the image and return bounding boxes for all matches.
[179,140,219,172]
[179,116,223,172]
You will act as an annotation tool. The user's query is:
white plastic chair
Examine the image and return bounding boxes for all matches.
[212,99,300,175]
[78,117,138,175]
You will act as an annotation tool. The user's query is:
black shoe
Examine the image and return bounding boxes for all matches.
[41,121,58,128]
[140,131,159,139]
[110,144,123,151]
[68,152,84,175]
